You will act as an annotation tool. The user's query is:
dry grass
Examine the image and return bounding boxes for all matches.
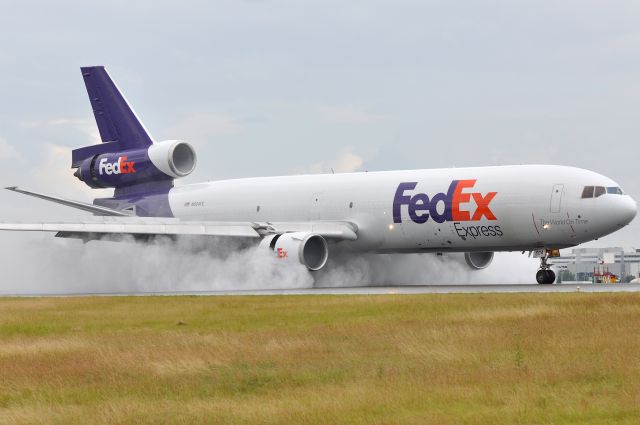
[0,293,639,424]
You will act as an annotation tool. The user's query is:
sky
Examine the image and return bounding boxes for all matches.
[0,0,639,249]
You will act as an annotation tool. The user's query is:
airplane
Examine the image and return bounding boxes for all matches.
[1,66,637,284]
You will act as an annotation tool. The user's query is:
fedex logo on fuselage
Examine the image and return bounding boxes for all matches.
[98,156,136,176]
[393,180,497,224]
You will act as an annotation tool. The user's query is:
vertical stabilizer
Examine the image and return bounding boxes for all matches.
[72,66,154,167]
[81,66,153,148]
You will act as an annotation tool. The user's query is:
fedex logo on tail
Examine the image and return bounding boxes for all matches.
[98,156,136,176]
[393,180,497,224]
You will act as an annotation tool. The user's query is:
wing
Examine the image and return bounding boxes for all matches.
[0,219,358,241]
[1,187,358,241]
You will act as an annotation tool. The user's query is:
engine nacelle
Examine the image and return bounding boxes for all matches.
[262,232,329,271]
[464,251,494,270]
[74,140,196,189]
[147,140,197,178]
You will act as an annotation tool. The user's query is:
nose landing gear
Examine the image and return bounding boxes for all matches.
[536,251,556,284]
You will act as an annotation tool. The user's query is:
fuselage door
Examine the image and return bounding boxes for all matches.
[550,184,564,213]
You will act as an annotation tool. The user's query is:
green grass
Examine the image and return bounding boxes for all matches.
[0,293,639,424]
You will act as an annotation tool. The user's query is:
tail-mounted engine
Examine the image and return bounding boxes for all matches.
[73,140,196,189]
[261,232,329,271]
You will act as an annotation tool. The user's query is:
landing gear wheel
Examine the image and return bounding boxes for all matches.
[536,269,555,284]
[536,270,548,284]
[545,269,555,284]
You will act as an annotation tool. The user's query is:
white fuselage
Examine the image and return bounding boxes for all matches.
[166,165,637,252]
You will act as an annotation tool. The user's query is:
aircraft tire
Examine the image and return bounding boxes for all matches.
[546,269,556,284]
[536,269,555,284]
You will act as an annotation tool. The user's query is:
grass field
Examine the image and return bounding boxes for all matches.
[0,293,639,424]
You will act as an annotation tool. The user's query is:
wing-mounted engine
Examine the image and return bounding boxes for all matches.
[261,232,329,271]
[464,251,494,270]
[73,140,196,189]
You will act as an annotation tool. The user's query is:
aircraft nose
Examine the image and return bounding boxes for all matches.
[617,196,637,226]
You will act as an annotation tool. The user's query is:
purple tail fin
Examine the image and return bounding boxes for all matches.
[71,66,153,167]
[69,66,197,217]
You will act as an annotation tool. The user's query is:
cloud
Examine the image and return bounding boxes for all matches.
[28,143,110,199]
[0,137,20,160]
[298,148,364,174]
[168,112,244,142]
[317,105,383,124]
[19,118,101,145]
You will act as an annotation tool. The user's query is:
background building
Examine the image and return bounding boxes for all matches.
[551,248,640,282]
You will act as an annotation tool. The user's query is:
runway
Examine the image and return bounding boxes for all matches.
[3,283,640,297]
[208,283,640,295]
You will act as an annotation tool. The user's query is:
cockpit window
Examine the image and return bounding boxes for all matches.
[607,186,624,195]
[582,185,624,198]
[581,186,594,198]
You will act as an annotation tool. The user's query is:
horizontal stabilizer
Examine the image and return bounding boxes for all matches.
[4,187,131,217]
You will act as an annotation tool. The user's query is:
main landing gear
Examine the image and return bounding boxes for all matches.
[536,251,556,284]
